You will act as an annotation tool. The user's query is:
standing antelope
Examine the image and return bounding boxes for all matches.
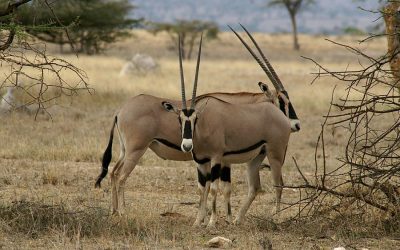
[94,88,277,217]
[95,26,299,225]
[162,25,300,227]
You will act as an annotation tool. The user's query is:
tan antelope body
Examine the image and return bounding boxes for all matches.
[167,96,291,226]
[94,89,278,216]
[163,26,300,226]
[95,25,300,226]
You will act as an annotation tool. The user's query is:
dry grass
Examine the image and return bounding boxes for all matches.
[0,30,398,249]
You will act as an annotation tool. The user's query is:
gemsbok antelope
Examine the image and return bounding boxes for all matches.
[95,27,299,225]
[162,25,300,227]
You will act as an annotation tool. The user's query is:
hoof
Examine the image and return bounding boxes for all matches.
[233,217,242,225]
[206,220,217,229]
[225,216,233,224]
[193,221,203,228]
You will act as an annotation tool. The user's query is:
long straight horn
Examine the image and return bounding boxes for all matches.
[228,25,280,91]
[179,35,187,109]
[190,33,203,109]
[239,23,284,91]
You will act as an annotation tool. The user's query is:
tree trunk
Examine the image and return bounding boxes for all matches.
[383,2,400,91]
[187,34,198,60]
[289,12,300,50]
[181,33,186,60]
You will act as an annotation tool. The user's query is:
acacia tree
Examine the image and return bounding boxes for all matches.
[279,14,400,235]
[267,0,314,50]
[16,0,140,55]
[150,20,219,60]
[0,0,90,116]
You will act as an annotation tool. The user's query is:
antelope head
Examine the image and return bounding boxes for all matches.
[162,34,204,152]
[230,24,300,132]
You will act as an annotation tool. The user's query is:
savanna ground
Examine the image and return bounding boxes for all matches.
[0,30,398,249]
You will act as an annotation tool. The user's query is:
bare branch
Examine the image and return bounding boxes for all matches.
[0,0,33,17]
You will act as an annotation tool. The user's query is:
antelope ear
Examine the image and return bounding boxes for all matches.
[258,82,269,93]
[259,81,274,99]
[162,101,180,114]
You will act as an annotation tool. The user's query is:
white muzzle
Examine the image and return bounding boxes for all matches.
[181,138,193,152]
[290,119,301,132]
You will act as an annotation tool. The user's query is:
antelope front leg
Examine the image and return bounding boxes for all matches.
[269,158,284,214]
[194,164,211,227]
[233,165,261,225]
[207,163,221,228]
[220,165,232,223]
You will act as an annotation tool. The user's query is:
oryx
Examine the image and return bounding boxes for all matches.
[94,27,299,224]
[162,25,300,227]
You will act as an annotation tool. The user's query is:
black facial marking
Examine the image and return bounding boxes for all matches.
[278,96,286,115]
[288,102,299,120]
[223,140,266,156]
[182,109,195,116]
[183,120,192,139]
[211,164,221,182]
[281,90,289,99]
[220,166,231,182]
[154,138,182,151]
[197,168,207,187]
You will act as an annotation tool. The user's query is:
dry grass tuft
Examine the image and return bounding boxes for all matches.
[0,201,109,238]
[42,171,59,186]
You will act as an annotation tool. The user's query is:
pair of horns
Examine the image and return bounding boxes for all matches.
[229,24,285,92]
[179,34,203,110]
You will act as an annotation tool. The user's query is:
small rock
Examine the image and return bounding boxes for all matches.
[333,247,346,250]
[206,236,233,248]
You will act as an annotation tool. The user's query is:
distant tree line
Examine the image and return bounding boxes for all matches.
[12,0,140,54]
[150,20,219,60]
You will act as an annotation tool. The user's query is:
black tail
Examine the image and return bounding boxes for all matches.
[95,116,117,188]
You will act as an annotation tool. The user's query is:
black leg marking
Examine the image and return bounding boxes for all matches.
[197,168,207,187]
[211,164,221,182]
[220,166,231,182]
[228,203,232,216]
